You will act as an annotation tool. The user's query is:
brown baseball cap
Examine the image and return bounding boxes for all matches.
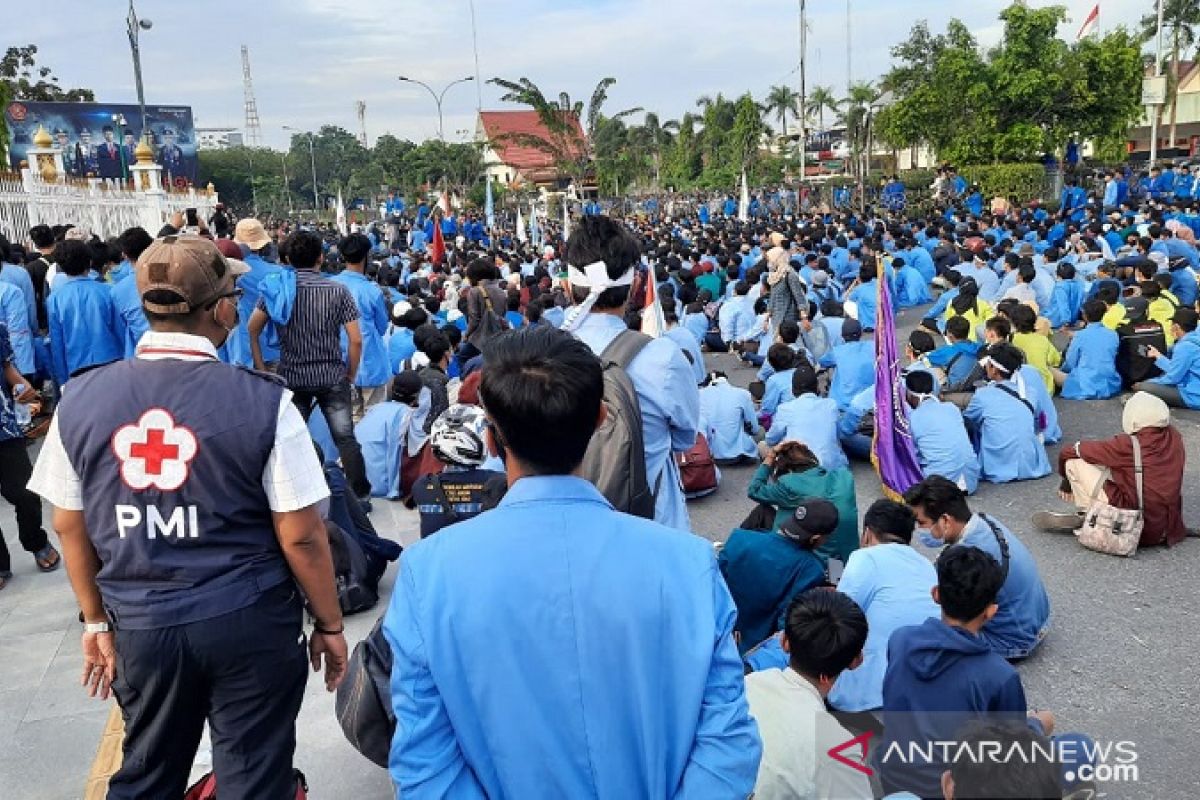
[136,235,238,315]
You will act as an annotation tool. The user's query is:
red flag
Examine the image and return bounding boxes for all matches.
[1076,4,1099,40]
[430,217,446,266]
[641,269,666,338]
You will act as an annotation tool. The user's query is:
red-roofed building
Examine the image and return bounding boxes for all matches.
[476,110,589,189]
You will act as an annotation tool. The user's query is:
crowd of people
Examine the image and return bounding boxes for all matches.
[0,161,1195,798]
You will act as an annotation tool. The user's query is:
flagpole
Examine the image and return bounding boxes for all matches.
[1151,0,1165,165]
[468,0,484,111]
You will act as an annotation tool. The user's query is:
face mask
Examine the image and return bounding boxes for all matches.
[213,299,237,345]
[915,528,943,550]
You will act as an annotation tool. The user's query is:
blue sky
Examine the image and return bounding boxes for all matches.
[17,0,1151,149]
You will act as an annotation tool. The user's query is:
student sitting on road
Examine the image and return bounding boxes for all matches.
[743,589,873,800]
[903,476,1051,660]
[411,404,507,539]
[878,546,1057,798]
[718,500,838,654]
[1136,308,1200,409]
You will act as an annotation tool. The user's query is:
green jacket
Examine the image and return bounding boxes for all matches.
[747,463,859,564]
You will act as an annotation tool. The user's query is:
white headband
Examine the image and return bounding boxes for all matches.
[561,260,636,332]
[565,259,635,291]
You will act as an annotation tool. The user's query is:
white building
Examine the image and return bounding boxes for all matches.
[195,128,244,151]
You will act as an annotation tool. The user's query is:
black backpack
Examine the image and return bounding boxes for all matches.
[578,329,657,518]
[334,617,394,768]
[323,520,378,616]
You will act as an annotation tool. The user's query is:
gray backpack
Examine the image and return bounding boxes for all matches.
[579,329,657,519]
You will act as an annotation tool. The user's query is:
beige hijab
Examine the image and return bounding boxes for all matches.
[1122,391,1171,435]
[766,246,792,286]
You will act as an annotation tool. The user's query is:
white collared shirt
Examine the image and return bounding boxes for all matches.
[28,331,329,513]
[745,667,874,800]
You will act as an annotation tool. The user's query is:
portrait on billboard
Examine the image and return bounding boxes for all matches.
[5,101,197,185]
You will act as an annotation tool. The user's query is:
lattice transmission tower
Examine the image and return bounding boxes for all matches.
[241,45,262,146]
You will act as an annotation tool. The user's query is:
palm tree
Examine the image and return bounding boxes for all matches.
[806,85,841,134]
[1140,0,1200,152]
[763,85,800,141]
[487,76,642,185]
[639,112,678,187]
[838,81,880,177]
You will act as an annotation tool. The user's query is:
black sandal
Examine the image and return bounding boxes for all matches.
[34,546,60,573]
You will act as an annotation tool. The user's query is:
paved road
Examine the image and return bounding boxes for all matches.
[2,304,1197,798]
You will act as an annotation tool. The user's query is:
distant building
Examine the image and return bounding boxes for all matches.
[1128,61,1200,159]
[476,110,589,189]
[195,127,244,150]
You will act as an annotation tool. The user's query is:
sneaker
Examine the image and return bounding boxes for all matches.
[1032,510,1083,533]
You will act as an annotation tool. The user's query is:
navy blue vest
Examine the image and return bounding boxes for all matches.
[57,358,291,629]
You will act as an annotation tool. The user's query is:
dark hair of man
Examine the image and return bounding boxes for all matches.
[949,720,1063,800]
[29,225,54,250]
[943,315,970,342]
[479,326,604,475]
[767,342,795,371]
[984,315,1012,340]
[778,319,800,345]
[465,258,494,284]
[1174,307,1199,332]
[1017,265,1036,285]
[340,233,372,264]
[1054,261,1075,281]
[525,298,544,324]
[1062,298,1099,329]
[783,589,868,680]
[421,331,452,364]
[1096,285,1120,306]
[119,227,154,263]
[1009,303,1036,334]
[791,363,818,395]
[565,215,640,310]
[904,474,972,524]
[863,498,917,545]
[905,369,935,396]
[820,298,843,318]
[734,280,750,296]
[440,323,462,349]
[54,239,91,276]
[285,230,323,270]
[858,263,875,283]
[908,329,935,355]
[936,545,1005,622]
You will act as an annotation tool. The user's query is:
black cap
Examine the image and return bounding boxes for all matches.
[842,318,863,340]
[779,499,840,544]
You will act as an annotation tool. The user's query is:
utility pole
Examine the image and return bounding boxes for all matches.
[798,0,807,188]
[1149,0,1166,165]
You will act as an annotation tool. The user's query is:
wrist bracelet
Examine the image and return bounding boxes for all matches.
[314,623,344,635]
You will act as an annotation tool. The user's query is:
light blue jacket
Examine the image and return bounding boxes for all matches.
[894,265,932,307]
[847,280,878,331]
[963,381,1052,483]
[356,398,428,498]
[1152,329,1200,408]
[666,326,705,386]
[332,270,391,388]
[819,339,875,410]
[766,392,848,470]
[829,544,940,712]
[227,252,282,367]
[382,476,762,798]
[46,276,122,384]
[0,281,33,374]
[109,274,148,358]
[760,368,795,417]
[576,314,699,532]
[910,397,980,493]
[699,379,759,460]
[1061,323,1121,400]
[0,262,37,335]
[1044,278,1085,328]
[718,295,756,344]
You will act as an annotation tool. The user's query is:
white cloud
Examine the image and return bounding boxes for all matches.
[20,0,1158,150]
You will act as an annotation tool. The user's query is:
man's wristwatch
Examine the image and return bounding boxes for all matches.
[83,621,112,634]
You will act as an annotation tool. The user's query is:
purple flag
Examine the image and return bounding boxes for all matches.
[870,254,925,499]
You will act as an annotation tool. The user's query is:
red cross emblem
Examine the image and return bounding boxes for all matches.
[111,408,198,492]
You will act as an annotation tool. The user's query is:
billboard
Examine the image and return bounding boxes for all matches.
[5,101,197,186]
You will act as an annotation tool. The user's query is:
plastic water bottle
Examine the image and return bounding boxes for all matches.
[12,384,32,427]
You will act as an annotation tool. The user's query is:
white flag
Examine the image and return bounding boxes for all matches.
[640,267,667,339]
[562,196,571,242]
[1076,3,1099,41]
[516,205,527,244]
[336,189,348,236]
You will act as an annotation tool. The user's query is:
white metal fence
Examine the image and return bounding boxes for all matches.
[0,170,217,244]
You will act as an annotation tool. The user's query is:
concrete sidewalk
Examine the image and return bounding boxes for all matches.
[0,476,418,800]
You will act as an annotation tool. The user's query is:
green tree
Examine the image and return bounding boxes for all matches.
[1140,0,1200,150]
[806,85,840,133]
[764,85,800,140]
[0,44,94,163]
[487,76,641,187]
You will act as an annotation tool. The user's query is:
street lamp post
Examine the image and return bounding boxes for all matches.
[397,75,475,142]
[112,113,128,182]
[283,126,319,212]
[281,153,293,215]
[125,0,153,138]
